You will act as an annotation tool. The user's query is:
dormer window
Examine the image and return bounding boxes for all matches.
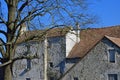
[108,49,116,63]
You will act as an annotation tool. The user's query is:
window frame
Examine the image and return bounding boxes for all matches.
[50,77,55,80]
[108,48,116,63]
[26,78,31,80]
[73,77,79,80]
[108,74,118,80]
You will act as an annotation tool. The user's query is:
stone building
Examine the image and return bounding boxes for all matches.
[1,25,120,80]
[12,27,80,80]
[60,36,120,80]
[59,25,120,80]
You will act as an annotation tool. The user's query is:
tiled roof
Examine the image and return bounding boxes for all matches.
[17,27,71,43]
[68,25,120,58]
[59,26,120,80]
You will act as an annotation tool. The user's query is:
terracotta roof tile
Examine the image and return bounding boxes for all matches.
[68,25,120,58]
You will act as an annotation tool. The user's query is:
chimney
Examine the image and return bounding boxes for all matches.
[76,22,80,43]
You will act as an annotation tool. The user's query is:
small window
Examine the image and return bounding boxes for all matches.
[27,59,31,70]
[50,77,55,80]
[49,62,53,67]
[74,77,78,80]
[26,78,31,80]
[108,74,118,80]
[108,49,115,63]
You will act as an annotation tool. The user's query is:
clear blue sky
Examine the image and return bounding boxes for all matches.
[0,0,120,28]
[0,0,120,59]
[91,0,120,28]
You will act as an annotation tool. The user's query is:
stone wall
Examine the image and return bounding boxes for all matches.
[61,38,120,80]
[13,41,45,80]
[47,36,66,79]
[13,36,67,80]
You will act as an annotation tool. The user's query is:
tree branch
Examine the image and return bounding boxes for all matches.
[0,60,12,67]
[0,16,7,24]
[19,24,65,42]
[4,0,8,4]
[0,21,4,23]
[0,30,7,38]
[0,54,38,67]
[13,54,39,62]
[18,0,29,13]
[36,0,46,4]
[0,38,6,58]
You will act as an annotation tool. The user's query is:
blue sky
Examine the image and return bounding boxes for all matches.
[0,0,120,28]
[91,0,120,28]
[0,0,120,60]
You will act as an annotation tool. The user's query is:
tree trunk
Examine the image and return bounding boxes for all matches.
[4,64,12,80]
[4,1,18,80]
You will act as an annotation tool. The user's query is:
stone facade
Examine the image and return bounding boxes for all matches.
[13,41,45,80]
[60,37,120,80]
[12,28,79,80]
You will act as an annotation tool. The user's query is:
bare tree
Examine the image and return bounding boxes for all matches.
[0,0,96,80]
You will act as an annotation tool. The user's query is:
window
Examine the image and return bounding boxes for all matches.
[50,77,55,80]
[27,59,31,70]
[108,49,115,63]
[74,77,78,80]
[108,74,118,80]
[49,62,53,67]
[26,78,31,80]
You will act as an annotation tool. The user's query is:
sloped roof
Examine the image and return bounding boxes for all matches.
[17,27,71,43]
[105,35,120,47]
[68,25,120,58]
[58,34,120,80]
